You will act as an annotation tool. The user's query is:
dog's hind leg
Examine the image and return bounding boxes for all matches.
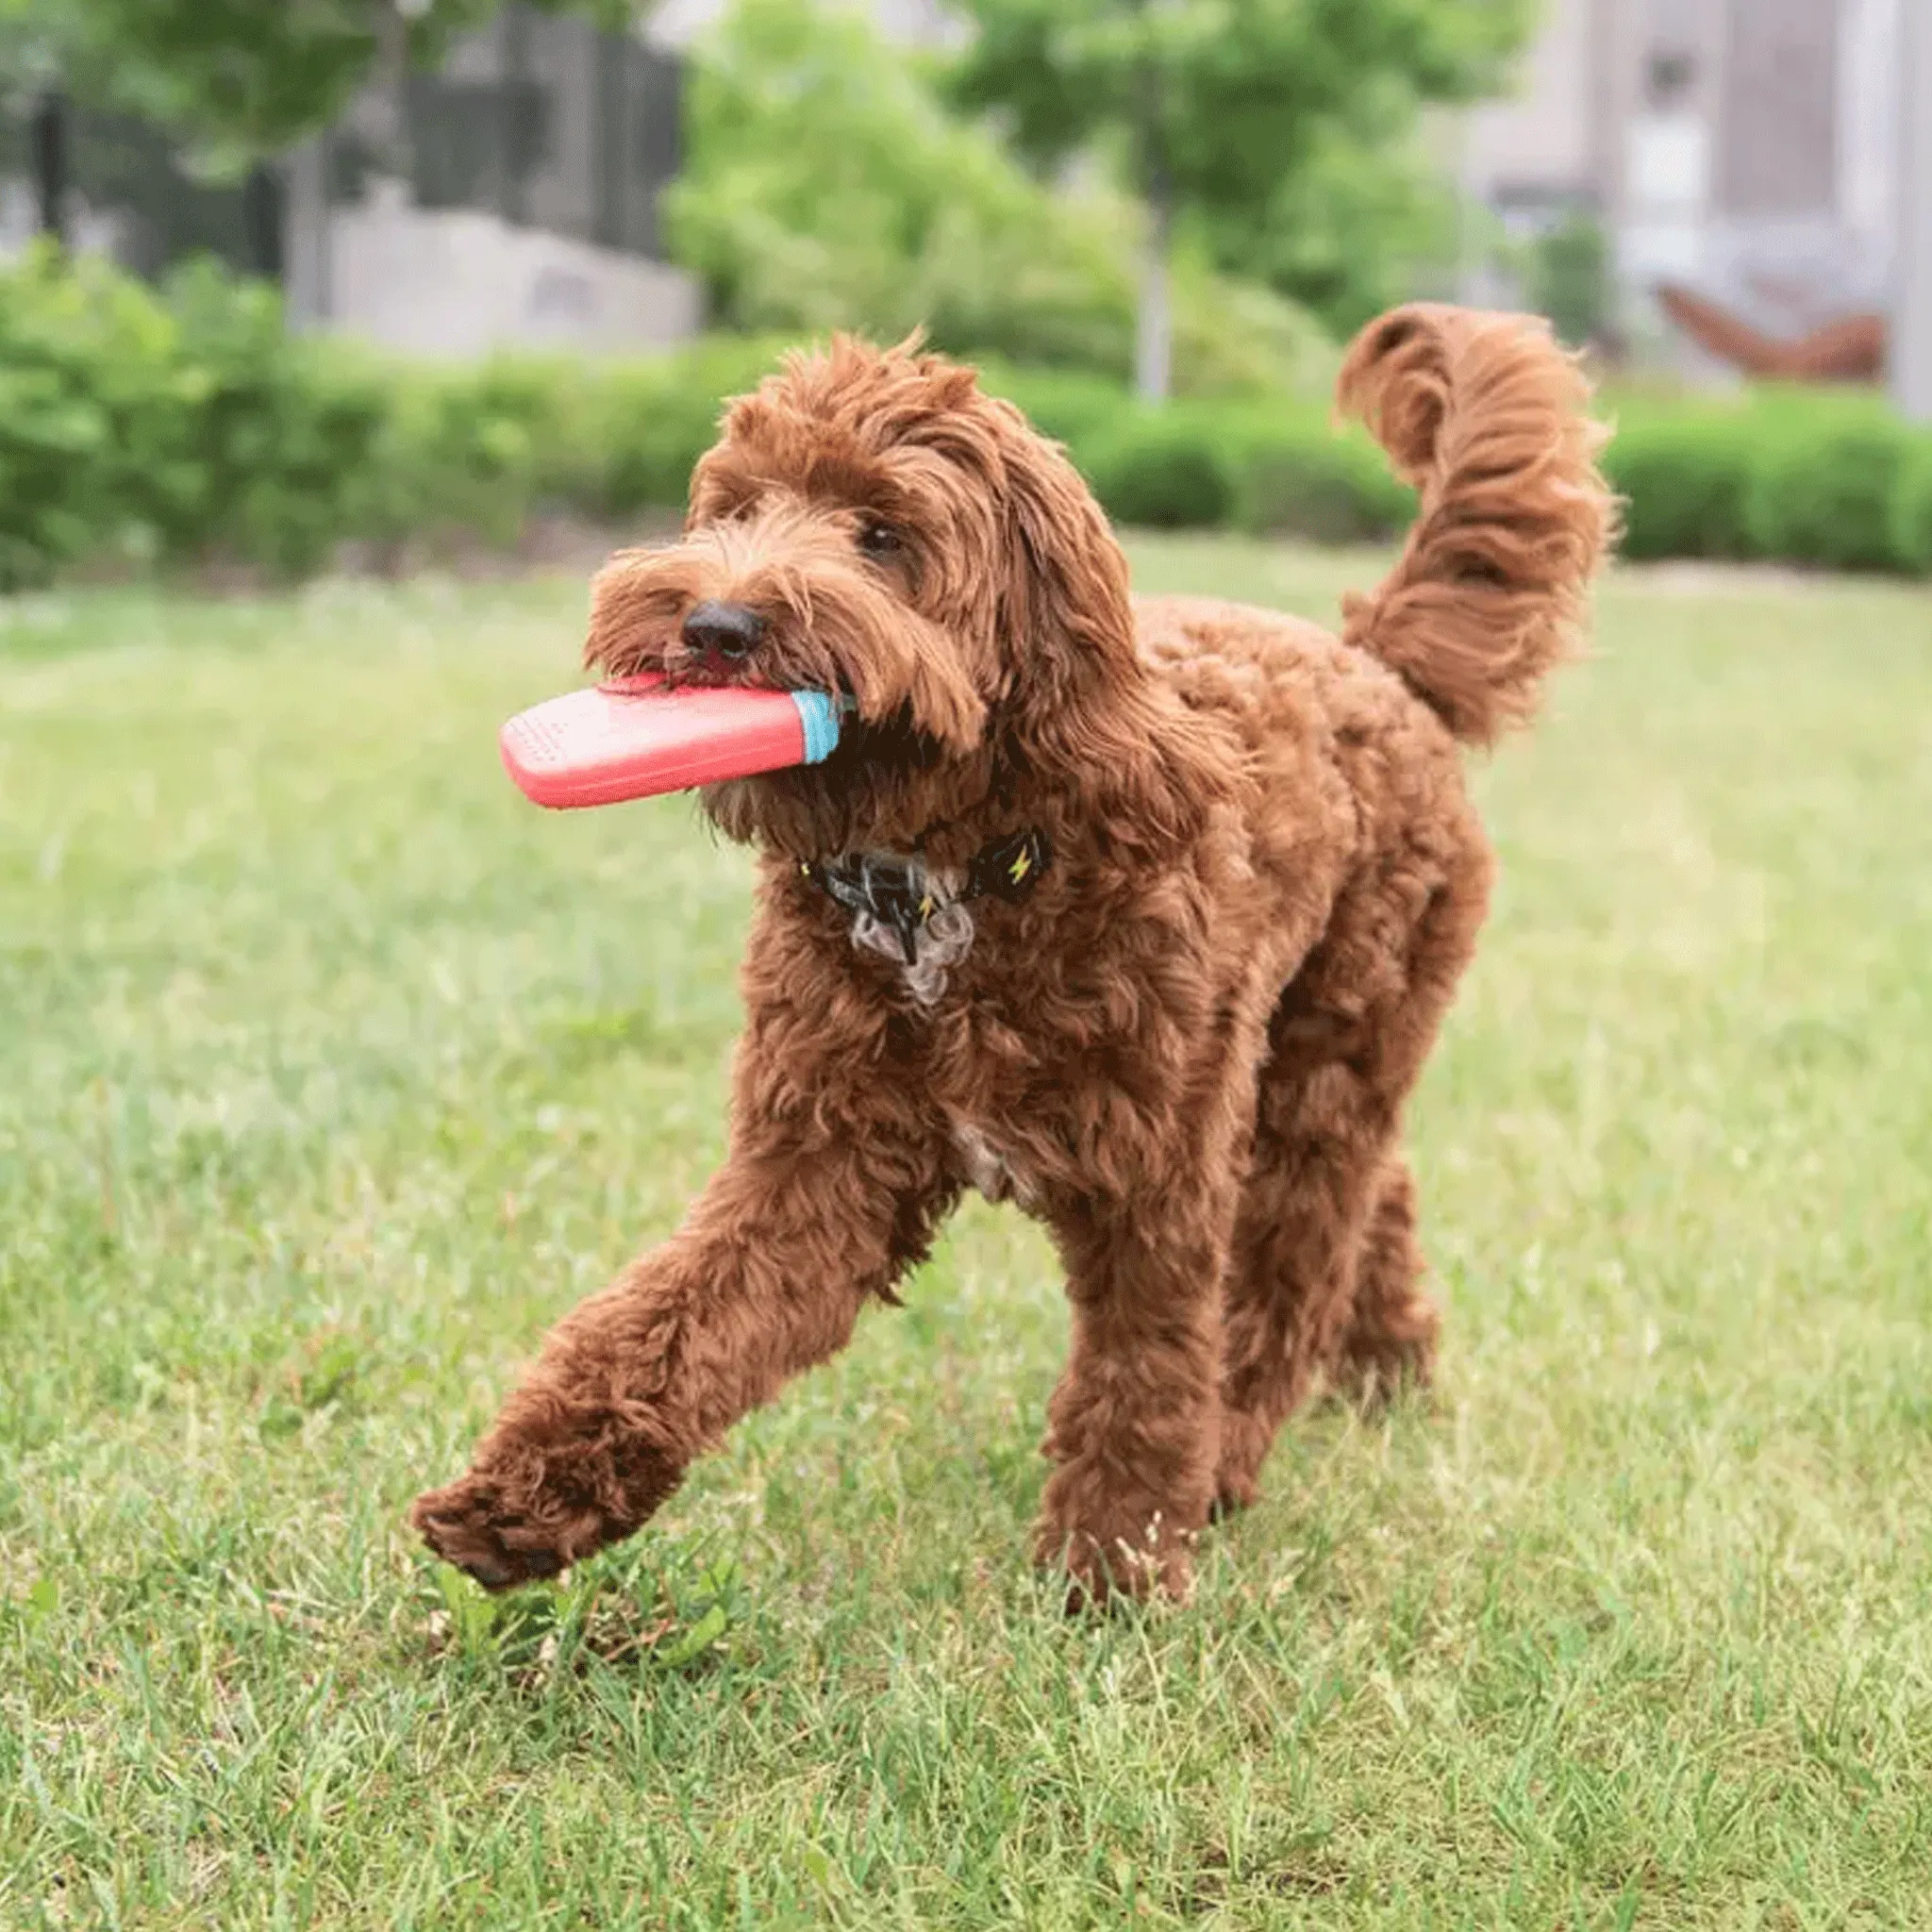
[1329,1153,1441,1406]
[1213,843,1489,1514]
[1212,1058,1400,1514]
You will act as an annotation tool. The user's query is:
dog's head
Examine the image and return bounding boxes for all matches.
[584,337,1149,857]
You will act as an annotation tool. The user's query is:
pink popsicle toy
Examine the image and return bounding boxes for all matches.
[500,673,846,809]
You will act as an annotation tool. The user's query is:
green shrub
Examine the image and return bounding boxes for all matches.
[160,260,391,574]
[1606,408,1760,561]
[1892,442,1932,575]
[984,365,1136,450]
[1082,408,1239,529]
[1527,211,1611,349]
[4,247,1932,589]
[1605,391,1932,574]
[1229,420,1415,542]
[0,245,391,587]
[1745,408,1917,574]
[375,355,590,548]
[588,336,793,517]
[0,244,180,588]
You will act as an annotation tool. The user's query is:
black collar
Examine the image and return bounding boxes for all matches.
[799,826,1052,964]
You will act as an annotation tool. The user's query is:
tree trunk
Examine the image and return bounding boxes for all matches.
[1898,0,1932,421]
[371,0,416,190]
[1136,172,1174,404]
[31,89,68,243]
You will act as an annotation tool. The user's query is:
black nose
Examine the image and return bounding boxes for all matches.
[682,600,766,667]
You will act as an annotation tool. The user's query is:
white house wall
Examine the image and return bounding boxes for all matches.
[292,175,701,358]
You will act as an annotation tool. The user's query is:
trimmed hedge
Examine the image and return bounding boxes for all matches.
[0,250,394,587]
[1895,443,1932,575]
[5,248,1932,590]
[1606,389,1932,574]
[0,246,764,587]
[1607,410,1759,561]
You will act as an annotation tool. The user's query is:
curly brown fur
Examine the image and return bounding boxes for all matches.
[413,306,1615,1606]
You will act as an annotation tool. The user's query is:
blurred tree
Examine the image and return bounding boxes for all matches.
[666,0,1340,394]
[948,0,1530,400]
[665,0,1135,369]
[1526,208,1610,348]
[1215,124,1466,341]
[0,0,633,163]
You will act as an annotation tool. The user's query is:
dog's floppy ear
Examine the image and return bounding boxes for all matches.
[991,409,1208,857]
[994,410,1139,699]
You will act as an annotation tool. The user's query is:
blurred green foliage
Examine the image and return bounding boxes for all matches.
[1607,387,1932,573]
[4,246,1930,591]
[946,0,1528,356]
[948,0,1528,206]
[0,246,777,589]
[664,0,1128,370]
[1225,126,1470,339]
[0,244,391,587]
[0,0,625,155]
[1526,210,1612,350]
[664,0,1341,398]
[1893,441,1932,575]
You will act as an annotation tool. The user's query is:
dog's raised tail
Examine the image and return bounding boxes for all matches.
[1337,304,1616,746]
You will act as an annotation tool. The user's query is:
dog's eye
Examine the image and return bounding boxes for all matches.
[858,521,903,558]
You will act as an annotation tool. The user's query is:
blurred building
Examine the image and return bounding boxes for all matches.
[0,98,286,279]
[7,0,1917,384]
[1458,0,1904,371]
[645,0,956,45]
[287,0,949,355]
[284,7,697,355]
[1,5,699,358]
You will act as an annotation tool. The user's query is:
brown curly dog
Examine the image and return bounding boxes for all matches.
[413,303,1615,1605]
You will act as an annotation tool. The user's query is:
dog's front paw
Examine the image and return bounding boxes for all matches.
[1331,1291,1441,1409]
[1208,1410,1273,1520]
[411,1429,682,1591]
[1035,1518,1196,1611]
[1034,1471,1200,1611]
[411,1470,576,1591]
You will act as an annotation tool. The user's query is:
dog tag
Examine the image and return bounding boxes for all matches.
[500,674,844,809]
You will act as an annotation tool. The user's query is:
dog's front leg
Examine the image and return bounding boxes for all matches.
[413,1046,951,1589]
[1034,1130,1246,1607]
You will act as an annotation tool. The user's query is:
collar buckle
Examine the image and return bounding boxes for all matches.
[803,826,1051,966]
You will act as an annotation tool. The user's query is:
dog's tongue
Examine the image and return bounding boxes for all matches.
[500,674,844,809]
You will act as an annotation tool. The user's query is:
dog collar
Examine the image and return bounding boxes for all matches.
[799,826,1051,966]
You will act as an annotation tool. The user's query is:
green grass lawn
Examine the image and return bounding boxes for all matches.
[2,541,1929,1930]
